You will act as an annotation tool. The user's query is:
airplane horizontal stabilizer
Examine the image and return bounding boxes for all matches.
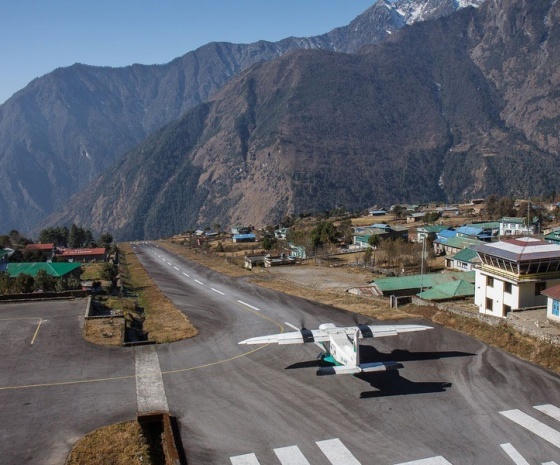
[359,361,400,373]
[317,366,362,376]
[316,361,401,376]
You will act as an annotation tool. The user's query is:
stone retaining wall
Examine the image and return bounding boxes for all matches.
[410,296,560,345]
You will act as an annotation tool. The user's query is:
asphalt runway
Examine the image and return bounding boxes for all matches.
[133,242,560,465]
[1,243,560,464]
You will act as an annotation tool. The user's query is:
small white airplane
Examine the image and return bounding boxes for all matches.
[239,322,433,376]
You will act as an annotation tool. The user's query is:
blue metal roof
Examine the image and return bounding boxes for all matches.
[456,226,483,236]
[438,229,457,239]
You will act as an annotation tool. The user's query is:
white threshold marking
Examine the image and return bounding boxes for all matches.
[500,443,530,465]
[211,288,225,295]
[237,300,260,311]
[500,409,560,448]
[230,453,260,465]
[182,272,190,277]
[316,438,361,465]
[542,462,559,465]
[274,445,311,465]
[194,279,205,285]
[173,266,179,271]
[535,404,560,422]
[394,457,453,465]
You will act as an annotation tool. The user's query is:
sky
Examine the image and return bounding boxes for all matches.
[0,0,375,104]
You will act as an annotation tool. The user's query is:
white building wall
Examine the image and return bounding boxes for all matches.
[475,270,560,317]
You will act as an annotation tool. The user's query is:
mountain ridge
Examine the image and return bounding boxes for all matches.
[49,0,560,239]
[0,0,484,233]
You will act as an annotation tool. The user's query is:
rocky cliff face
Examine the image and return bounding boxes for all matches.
[49,0,560,240]
[0,1,484,233]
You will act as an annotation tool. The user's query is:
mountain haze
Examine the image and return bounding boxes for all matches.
[0,0,483,233]
[50,0,560,240]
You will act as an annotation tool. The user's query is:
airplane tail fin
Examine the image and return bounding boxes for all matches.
[352,329,360,367]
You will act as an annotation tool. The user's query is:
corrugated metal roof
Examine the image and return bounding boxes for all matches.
[25,243,54,250]
[419,225,447,233]
[59,248,106,256]
[438,229,457,239]
[542,284,560,300]
[373,271,475,292]
[417,279,474,301]
[441,236,481,249]
[475,237,560,262]
[7,262,82,277]
[456,226,483,236]
[452,247,479,263]
[468,221,500,229]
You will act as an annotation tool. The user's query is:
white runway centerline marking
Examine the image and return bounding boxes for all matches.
[182,272,190,277]
[274,445,311,465]
[237,300,260,311]
[316,438,361,465]
[500,409,560,448]
[211,288,225,295]
[230,453,260,465]
[394,457,453,465]
[173,266,179,271]
[194,279,204,285]
[500,443,530,465]
[535,404,560,422]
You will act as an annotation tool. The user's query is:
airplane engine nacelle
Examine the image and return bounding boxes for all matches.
[318,323,337,330]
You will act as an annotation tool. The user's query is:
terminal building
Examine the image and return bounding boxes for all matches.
[474,237,560,318]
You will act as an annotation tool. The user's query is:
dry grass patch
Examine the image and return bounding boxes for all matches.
[250,274,410,321]
[80,263,106,280]
[65,420,157,465]
[84,318,124,346]
[120,243,197,343]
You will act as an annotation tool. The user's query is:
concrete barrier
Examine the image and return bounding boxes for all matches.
[0,289,88,303]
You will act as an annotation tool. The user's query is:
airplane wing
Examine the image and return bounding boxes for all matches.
[238,323,432,345]
[238,328,332,345]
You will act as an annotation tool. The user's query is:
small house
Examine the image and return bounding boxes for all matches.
[232,233,256,243]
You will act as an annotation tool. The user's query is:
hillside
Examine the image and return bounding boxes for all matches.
[0,0,483,233]
[50,0,560,240]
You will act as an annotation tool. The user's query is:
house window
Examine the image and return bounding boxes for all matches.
[535,282,546,296]
[486,298,493,312]
[503,304,511,315]
[487,276,494,288]
[504,282,512,294]
[553,300,560,317]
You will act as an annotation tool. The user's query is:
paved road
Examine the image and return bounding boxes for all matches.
[0,300,136,465]
[133,242,560,465]
[1,243,560,465]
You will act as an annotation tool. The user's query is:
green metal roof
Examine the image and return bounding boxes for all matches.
[442,236,481,249]
[451,247,479,263]
[467,222,500,229]
[417,279,475,301]
[7,262,82,278]
[418,225,447,233]
[373,271,475,292]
